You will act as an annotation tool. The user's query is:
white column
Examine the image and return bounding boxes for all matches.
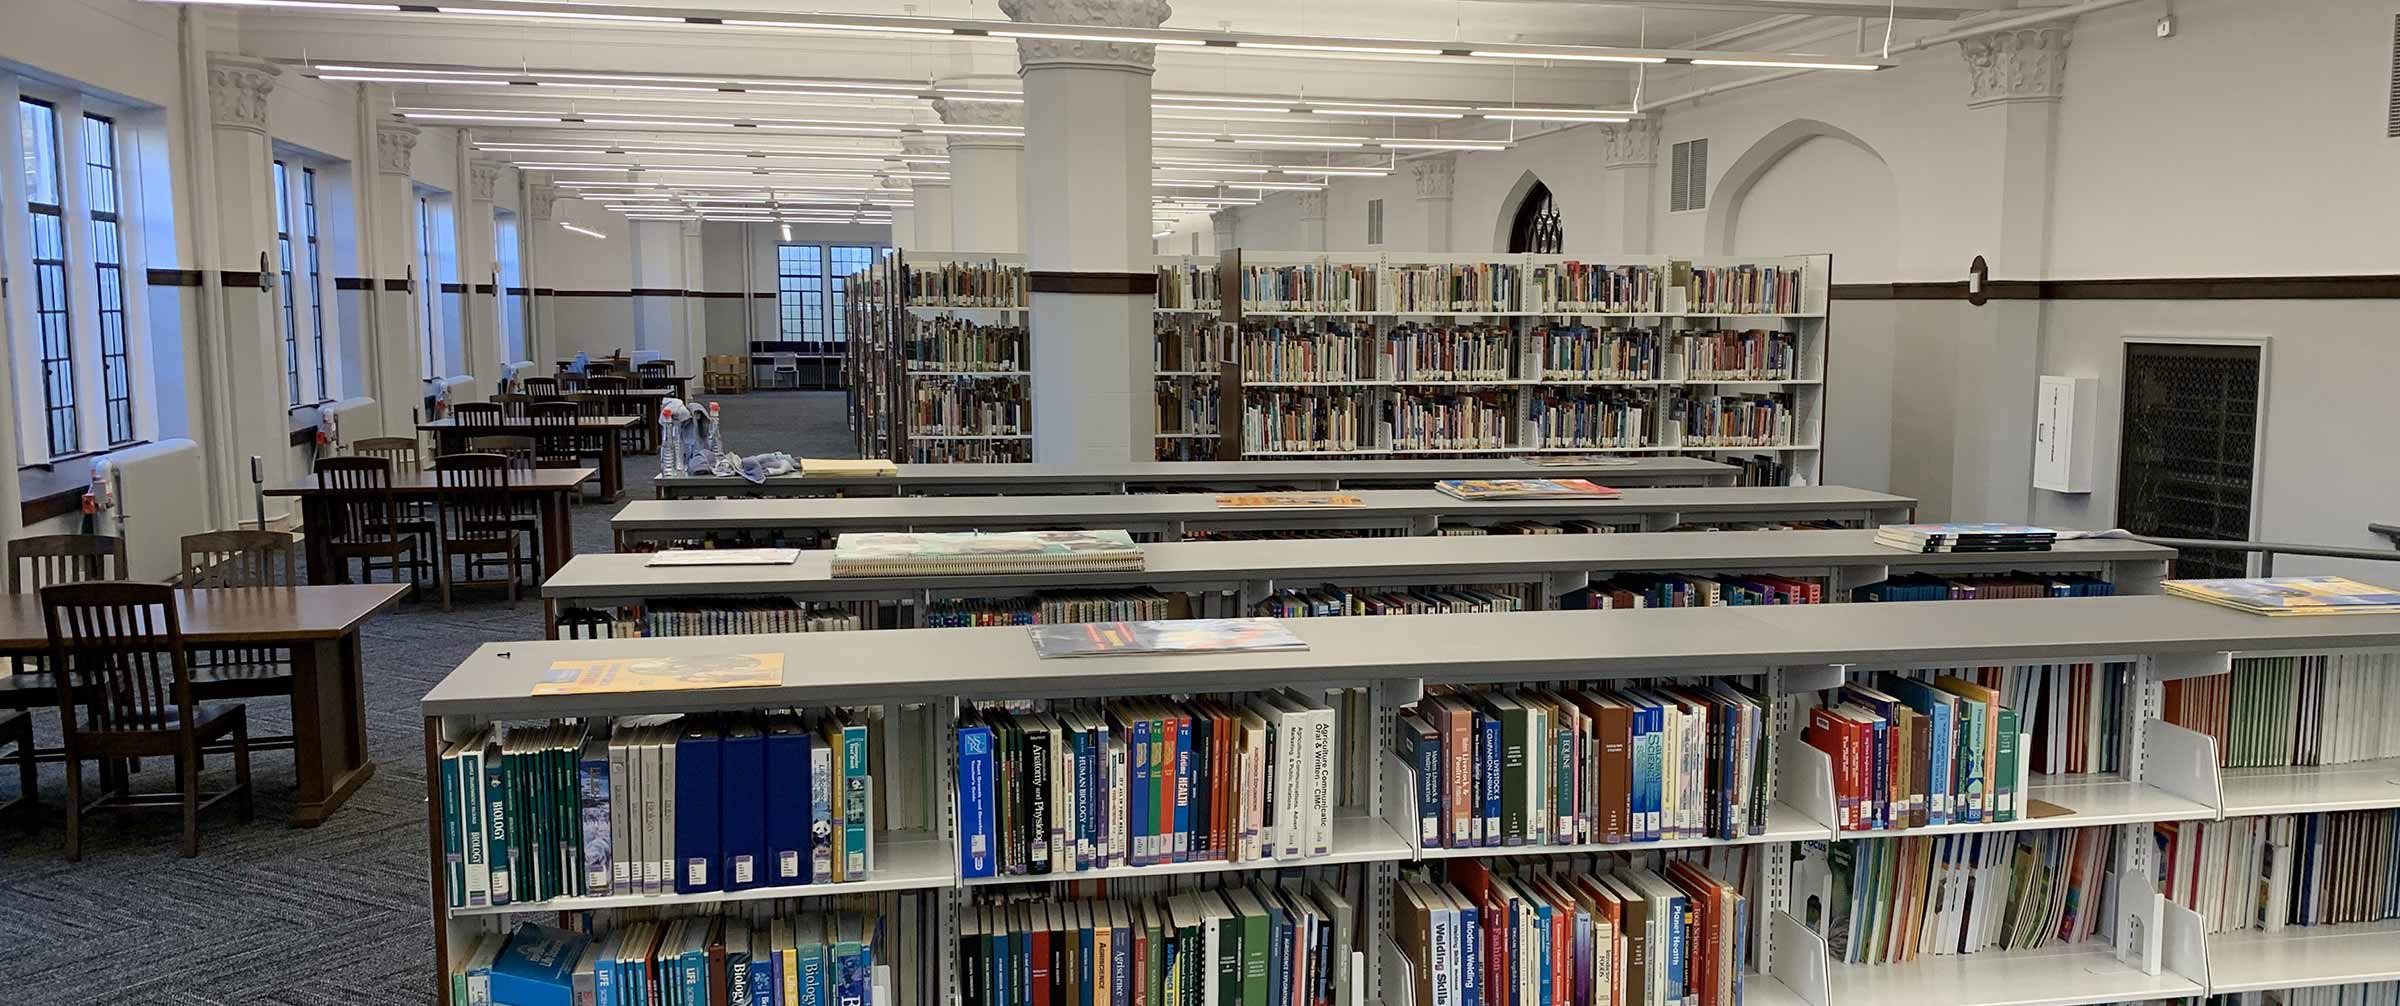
[523,179,558,366]
[1211,208,1239,254]
[366,118,426,434]
[1597,120,1659,255]
[1411,155,1455,253]
[1004,0,1170,464]
[203,55,296,526]
[1295,191,1327,251]
[1947,23,2071,523]
[460,154,504,391]
[679,220,708,372]
[903,138,953,251]
[935,97,1026,254]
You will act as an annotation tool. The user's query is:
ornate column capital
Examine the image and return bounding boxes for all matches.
[901,136,949,160]
[205,54,280,134]
[997,0,1175,74]
[1410,155,1456,201]
[1599,119,1661,169]
[468,159,505,202]
[933,96,1027,148]
[527,183,560,223]
[1211,207,1240,246]
[376,119,421,175]
[1959,23,2072,107]
[1294,191,1326,222]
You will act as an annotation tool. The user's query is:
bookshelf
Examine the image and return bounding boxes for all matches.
[539,530,2173,638]
[650,455,1740,499]
[423,596,2400,1006]
[845,252,1031,464]
[607,485,1918,550]
[1148,250,1831,483]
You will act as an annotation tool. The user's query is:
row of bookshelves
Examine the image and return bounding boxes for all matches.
[848,253,1039,463]
[647,456,1744,500]
[428,596,2400,1006]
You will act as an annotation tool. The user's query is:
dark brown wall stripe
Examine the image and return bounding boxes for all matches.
[146,268,202,287]
[289,426,319,447]
[439,282,467,294]
[385,279,413,292]
[21,486,83,526]
[689,291,751,299]
[506,286,532,296]
[473,283,497,295]
[1831,275,2400,302]
[218,270,266,288]
[630,287,688,297]
[334,276,371,291]
[1028,271,1159,295]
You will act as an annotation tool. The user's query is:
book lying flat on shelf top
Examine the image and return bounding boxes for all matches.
[798,457,897,478]
[1028,617,1309,658]
[1874,522,2058,553]
[1523,455,1642,467]
[644,548,802,567]
[533,653,786,695]
[1433,478,1621,501]
[1214,493,1367,510]
[2164,576,2400,616]
[828,529,1145,577]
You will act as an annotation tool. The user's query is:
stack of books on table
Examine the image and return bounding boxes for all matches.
[1432,478,1620,501]
[2163,575,2400,615]
[828,530,1146,577]
[799,457,897,478]
[1873,523,2058,553]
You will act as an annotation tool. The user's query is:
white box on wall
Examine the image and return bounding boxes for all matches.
[2034,375,2099,494]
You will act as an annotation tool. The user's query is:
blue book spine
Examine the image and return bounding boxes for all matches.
[484,749,513,906]
[767,726,812,886]
[1732,895,1749,1006]
[835,939,868,1006]
[682,948,707,1006]
[1267,903,1288,1006]
[579,746,612,896]
[723,729,768,890]
[1573,907,1593,1006]
[1172,714,1194,863]
[1666,895,1688,1006]
[1868,716,1889,830]
[440,751,466,906]
[1644,705,1665,841]
[841,724,869,881]
[728,948,753,1006]
[798,946,826,1006]
[675,727,723,894]
[1505,902,1521,1006]
[1478,715,1502,847]
[1536,902,1554,1006]
[749,955,772,1006]
[957,724,997,878]
[1110,917,1130,1006]
[1131,719,1153,865]
[593,944,613,1006]
[1078,923,1095,1006]
[1458,901,1481,1006]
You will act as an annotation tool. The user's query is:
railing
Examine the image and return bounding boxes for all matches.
[2132,530,2400,577]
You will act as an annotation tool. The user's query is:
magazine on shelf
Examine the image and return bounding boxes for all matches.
[533,653,786,695]
[829,529,1146,577]
[1433,478,1622,501]
[644,548,802,567]
[1214,493,1367,510]
[1874,522,2058,553]
[1027,617,1309,658]
[2163,576,2400,616]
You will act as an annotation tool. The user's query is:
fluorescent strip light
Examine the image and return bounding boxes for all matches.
[559,221,607,239]
[1231,139,1364,148]
[918,126,1025,136]
[401,113,564,123]
[939,95,1025,104]
[1156,166,1271,175]
[533,82,725,93]
[1279,167,1389,176]
[1471,106,1639,116]
[1156,158,1269,168]
[178,0,401,8]
[991,30,1205,46]
[718,18,954,34]
[1690,58,1881,70]
[1156,94,1294,107]
[318,75,513,86]
[1311,109,1464,120]
[1153,230,1176,238]
[1376,140,1509,150]
[316,64,518,75]
[1225,182,1327,191]
[441,7,685,22]
[1482,113,1630,123]
[1469,50,1667,64]
[780,223,793,239]
[1235,41,1443,56]
[1157,105,1293,115]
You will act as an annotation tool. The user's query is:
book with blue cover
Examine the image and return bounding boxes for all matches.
[723,720,768,890]
[957,715,997,878]
[766,716,815,885]
[490,922,590,1006]
[675,721,723,894]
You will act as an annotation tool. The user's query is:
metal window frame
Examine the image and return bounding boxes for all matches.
[82,111,134,446]
[20,96,80,458]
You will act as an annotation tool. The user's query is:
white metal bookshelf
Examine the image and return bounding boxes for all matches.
[421,595,2400,1006]
[1147,250,1831,484]
[847,251,1033,464]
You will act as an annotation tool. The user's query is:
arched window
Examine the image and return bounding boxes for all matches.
[1508,181,1563,254]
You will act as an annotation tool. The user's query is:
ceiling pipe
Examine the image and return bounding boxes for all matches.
[1645,0,2147,110]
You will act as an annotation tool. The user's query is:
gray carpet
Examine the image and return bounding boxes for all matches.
[0,390,856,1005]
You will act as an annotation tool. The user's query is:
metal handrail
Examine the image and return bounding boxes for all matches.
[2129,533,2400,578]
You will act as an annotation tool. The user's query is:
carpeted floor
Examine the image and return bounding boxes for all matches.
[0,390,855,1005]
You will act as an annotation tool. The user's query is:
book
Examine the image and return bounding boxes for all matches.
[1028,618,1308,658]
[1432,478,1621,501]
[2164,576,2400,615]
[830,530,1146,577]
[799,457,898,478]
[1798,827,2115,964]
[645,548,803,567]
[490,922,590,1006]
[1873,523,2058,553]
[1214,493,1367,510]
[2165,653,2400,768]
[533,653,784,695]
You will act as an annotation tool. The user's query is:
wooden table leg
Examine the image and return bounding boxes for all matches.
[302,495,337,586]
[542,488,574,577]
[601,436,623,500]
[287,633,376,827]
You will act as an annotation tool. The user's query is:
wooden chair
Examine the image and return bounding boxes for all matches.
[451,402,506,428]
[522,376,561,399]
[178,531,299,750]
[704,354,750,394]
[492,395,529,420]
[638,361,674,388]
[8,534,129,595]
[432,454,522,610]
[0,709,32,823]
[584,374,628,394]
[352,435,422,475]
[527,401,602,502]
[44,580,254,860]
[313,457,425,597]
[466,435,538,472]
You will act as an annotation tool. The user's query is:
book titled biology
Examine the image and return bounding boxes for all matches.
[829,529,1145,577]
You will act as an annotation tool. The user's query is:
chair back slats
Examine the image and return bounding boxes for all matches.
[525,401,587,464]
[465,436,538,472]
[452,402,506,427]
[434,453,516,542]
[180,530,298,588]
[314,456,403,546]
[9,534,130,595]
[352,435,422,473]
[522,376,560,398]
[43,581,188,736]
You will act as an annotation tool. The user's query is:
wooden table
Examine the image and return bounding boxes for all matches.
[419,417,636,499]
[0,584,405,826]
[270,467,597,586]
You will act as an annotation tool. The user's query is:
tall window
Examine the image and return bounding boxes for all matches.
[418,195,440,378]
[82,113,133,445]
[827,244,875,345]
[494,210,525,363]
[19,98,79,457]
[274,161,302,404]
[301,167,326,399]
[776,243,826,351]
[1508,181,1563,254]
